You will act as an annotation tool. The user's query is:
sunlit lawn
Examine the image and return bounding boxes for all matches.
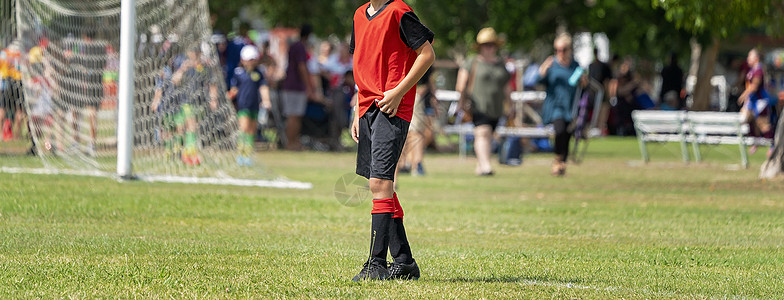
[1,137,782,298]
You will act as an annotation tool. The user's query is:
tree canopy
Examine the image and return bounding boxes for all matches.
[208,0,781,61]
[209,0,360,39]
[653,0,782,41]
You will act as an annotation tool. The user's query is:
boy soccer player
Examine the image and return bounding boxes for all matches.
[172,46,220,166]
[349,0,435,281]
[227,45,271,166]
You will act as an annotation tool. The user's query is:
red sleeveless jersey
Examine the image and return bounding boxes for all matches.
[352,0,419,122]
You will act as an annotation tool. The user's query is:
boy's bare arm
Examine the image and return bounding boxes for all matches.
[377,41,435,117]
[351,93,360,143]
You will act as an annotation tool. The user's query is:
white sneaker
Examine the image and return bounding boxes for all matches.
[87,142,96,156]
[588,128,602,138]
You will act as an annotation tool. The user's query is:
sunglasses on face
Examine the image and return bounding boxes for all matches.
[555,47,570,53]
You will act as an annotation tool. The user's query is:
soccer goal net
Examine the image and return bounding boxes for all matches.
[1,0,310,189]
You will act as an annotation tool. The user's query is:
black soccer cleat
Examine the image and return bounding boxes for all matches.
[352,258,390,282]
[389,259,420,280]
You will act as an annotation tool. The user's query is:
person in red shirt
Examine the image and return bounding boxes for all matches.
[349,0,434,281]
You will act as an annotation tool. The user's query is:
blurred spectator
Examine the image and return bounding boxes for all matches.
[726,57,746,113]
[308,41,354,150]
[224,24,250,91]
[456,27,512,176]
[538,32,587,176]
[1,41,24,143]
[316,41,334,97]
[336,70,356,130]
[399,67,436,176]
[739,48,775,155]
[258,40,279,86]
[614,56,641,136]
[301,39,332,150]
[76,34,106,155]
[26,41,49,153]
[659,52,684,110]
[659,91,679,111]
[29,69,55,154]
[0,46,11,140]
[211,32,229,88]
[324,70,356,151]
[103,45,119,107]
[589,48,613,136]
[47,34,105,156]
[139,25,166,59]
[325,42,353,88]
[281,23,316,151]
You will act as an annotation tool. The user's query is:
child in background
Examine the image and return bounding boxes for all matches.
[1,43,24,142]
[171,46,220,166]
[29,74,55,153]
[227,45,270,166]
[151,63,181,160]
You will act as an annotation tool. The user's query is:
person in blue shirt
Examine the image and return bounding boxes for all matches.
[227,45,271,166]
[538,33,588,176]
[224,27,249,90]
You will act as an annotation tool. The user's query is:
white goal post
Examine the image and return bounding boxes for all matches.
[117,0,135,179]
[1,0,311,189]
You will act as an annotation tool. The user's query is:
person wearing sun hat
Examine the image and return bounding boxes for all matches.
[456,27,513,176]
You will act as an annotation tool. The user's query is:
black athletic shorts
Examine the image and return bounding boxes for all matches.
[356,104,410,180]
[472,110,499,131]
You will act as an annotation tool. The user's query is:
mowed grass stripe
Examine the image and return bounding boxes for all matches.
[1,137,782,298]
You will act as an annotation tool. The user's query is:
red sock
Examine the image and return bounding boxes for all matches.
[392,193,404,219]
[2,119,12,141]
[371,198,395,214]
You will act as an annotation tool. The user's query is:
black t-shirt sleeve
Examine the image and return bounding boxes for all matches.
[399,11,434,51]
[604,64,613,80]
[349,24,355,54]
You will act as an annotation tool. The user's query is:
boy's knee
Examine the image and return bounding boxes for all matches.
[369,178,394,193]
[759,121,771,133]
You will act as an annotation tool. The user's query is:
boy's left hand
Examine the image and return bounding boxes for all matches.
[377,89,403,117]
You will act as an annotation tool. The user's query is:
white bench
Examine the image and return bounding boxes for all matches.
[633,110,772,168]
[442,122,554,159]
[438,90,552,158]
[632,110,690,162]
[687,111,772,168]
[438,81,604,160]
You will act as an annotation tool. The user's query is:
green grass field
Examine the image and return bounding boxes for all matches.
[1,137,783,298]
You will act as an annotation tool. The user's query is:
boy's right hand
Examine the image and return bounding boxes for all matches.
[351,115,360,143]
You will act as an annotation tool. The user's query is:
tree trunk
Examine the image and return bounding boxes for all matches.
[760,114,784,178]
[691,38,720,111]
